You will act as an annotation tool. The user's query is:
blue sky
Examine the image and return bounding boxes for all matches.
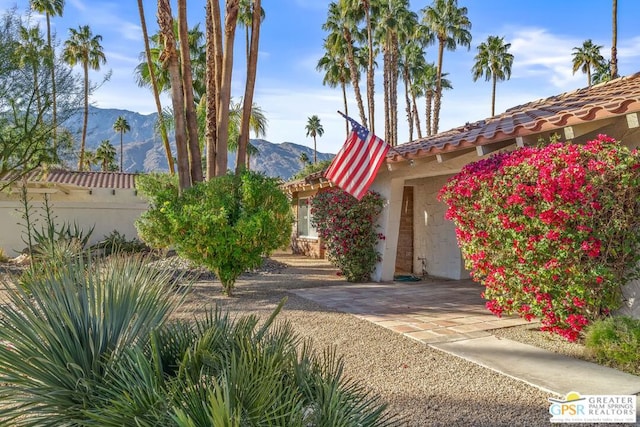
[2,0,639,154]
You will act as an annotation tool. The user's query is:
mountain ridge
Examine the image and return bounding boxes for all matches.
[67,106,335,180]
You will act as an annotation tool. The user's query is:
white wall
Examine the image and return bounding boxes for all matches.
[0,187,148,256]
[411,174,469,280]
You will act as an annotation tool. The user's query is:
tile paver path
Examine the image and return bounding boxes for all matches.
[291,277,532,344]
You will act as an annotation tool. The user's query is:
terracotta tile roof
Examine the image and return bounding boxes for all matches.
[388,71,640,162]
[281,170,331,192]
[0,168,138,189]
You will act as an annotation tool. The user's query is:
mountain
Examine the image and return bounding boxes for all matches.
[66,106,334,180]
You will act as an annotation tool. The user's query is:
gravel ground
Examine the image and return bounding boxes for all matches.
[0,252,630,426]
[171,253,558,426]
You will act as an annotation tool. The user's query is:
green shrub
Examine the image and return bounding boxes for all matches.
[584,316,640,375]
[291,159,332,180]
[135,172,179,250]
[311,188,385,282]
[136,171,293,295]
[92,230,150,256]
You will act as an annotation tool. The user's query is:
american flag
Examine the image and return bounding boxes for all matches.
[324,115,390,200]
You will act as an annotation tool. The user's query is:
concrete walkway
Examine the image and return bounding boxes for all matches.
[288,265,640,406]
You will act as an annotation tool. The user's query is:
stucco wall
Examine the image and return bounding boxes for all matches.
[0,188,148,256]
[616,280,640,319]
[411,174,469,280]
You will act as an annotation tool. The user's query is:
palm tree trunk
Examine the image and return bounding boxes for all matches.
[137,0,174,175]
[390,35,399,146]
[78,63,89,171]
[344,29,367,128]
[313,135,317,164]
[120,131,123,171]
[611,0,618,78]
[158,0,191,190]
[237,0,261,174]
[365,5,375,133]
[491,75,497,116]
[433,39,445,135]
[178,0,203,184]
[412,95,422,139]
[340,80,349,137]
[46,14,57,151]
[205,0,219,179]
[426,91,433,136]
[216,0,240,176]
[33,67,42,117]
[383,46,390,144]
[403,67,414,142]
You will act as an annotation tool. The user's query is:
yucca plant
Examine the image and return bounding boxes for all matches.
[0,260,398,426]
[82,301,399,426]
[0,255,183,426]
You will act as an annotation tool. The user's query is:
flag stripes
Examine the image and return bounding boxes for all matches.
[324,116,390,200]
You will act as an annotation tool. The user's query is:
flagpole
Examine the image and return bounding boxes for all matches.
[337,110,411,162]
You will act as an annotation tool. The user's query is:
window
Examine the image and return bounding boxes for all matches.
[297,197,318,238]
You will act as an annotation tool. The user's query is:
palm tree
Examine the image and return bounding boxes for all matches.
[317,41,352,137]
[157,0,191,190]
[238,0,265,64]
[414,63,452,136]
[16,25,47,116]
[422,0,472,135]
[136,0,174,175]
[95,139,116,172]
[299,152,310,166]
[177,0,203,183]
[572,39,605,88]
[225,99,266,170]
[400,40,427,141]
[113,116,130,172]
[62,25,106,171]
[323,2,368,127]
[237,0,263,174]
[611,0,618,79]
[30,0,65,149]
[305,115,324,164]
[83,149,96,171]
[215,0,240,177]
[376,0,417,146]
[340,0,376,132]
[471,35,514,117]
[592,60,612,85]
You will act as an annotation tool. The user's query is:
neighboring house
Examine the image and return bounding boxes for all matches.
[284,72,640,317]
[0,169,148,256]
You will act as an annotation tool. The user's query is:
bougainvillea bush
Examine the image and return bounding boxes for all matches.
[310,188,385,282]
[438,135,640,341]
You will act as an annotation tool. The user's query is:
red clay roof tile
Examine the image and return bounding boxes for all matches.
[389,72,640,162]
[0,169,137,189]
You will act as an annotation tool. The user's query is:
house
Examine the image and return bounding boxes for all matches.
[286,170,331,258]
[285,72,640,317]
[0,169,148,256]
